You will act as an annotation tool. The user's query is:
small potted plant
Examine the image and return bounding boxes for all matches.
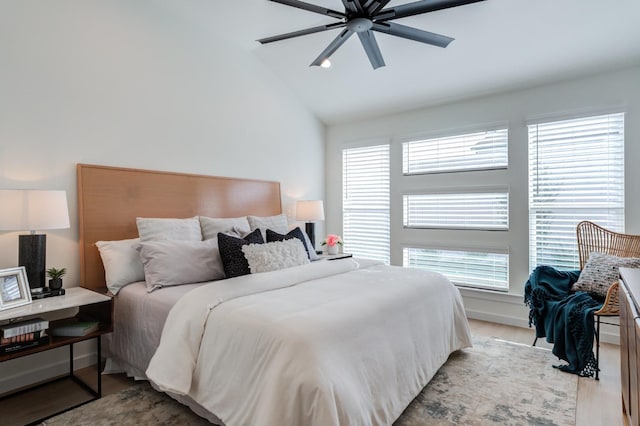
[46,267,67,291]
[322,234,343,255]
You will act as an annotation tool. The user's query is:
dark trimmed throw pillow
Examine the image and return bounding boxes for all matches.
[266,227,311,259]
[217,229,265,278]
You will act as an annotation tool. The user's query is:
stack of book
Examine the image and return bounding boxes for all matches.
[0,318,49,355]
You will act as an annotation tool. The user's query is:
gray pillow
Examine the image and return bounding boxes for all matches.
[573,252,640,298]
[96,238,145,294]
[136,216,202,242]
[136,239,224,292]
[199,216,251,240]
[248,214,288,240]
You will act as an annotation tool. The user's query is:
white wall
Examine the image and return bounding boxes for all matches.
[0,1,324,391]
[0,0,326,277]
[326,65,640,340]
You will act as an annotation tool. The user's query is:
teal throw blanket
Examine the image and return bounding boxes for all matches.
[524,265,602,377]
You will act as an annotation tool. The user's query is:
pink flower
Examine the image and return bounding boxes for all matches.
[323,234,343,247]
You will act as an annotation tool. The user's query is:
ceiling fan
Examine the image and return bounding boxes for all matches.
[257,0,485,69]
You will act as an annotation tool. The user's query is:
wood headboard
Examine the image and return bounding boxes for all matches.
[77,164,282,291]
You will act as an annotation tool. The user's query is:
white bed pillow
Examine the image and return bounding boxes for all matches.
[199,216,251,240]
[95,238,145,295]
[136,239,224,292]
[248,213,288,240]
[136,216,202,242]
[242,239,310,274]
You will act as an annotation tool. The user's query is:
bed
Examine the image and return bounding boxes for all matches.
[77,163,472,426]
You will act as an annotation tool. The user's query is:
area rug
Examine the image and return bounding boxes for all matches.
[395,339,576,425]
[42,338,577,426]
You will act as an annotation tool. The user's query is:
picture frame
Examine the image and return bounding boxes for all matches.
[0,267,32,311]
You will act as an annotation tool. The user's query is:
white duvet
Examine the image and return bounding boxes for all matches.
[146,258,472,426]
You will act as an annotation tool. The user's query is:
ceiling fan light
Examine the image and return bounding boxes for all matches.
[320,58,332,68]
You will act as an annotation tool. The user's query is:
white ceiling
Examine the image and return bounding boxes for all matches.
[209,0,640,125]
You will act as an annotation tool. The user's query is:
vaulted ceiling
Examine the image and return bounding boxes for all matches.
[209,0,640,125]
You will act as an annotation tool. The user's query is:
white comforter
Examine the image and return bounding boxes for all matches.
[146,258,472,426]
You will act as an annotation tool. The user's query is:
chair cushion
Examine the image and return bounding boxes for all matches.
[573,252,640,298]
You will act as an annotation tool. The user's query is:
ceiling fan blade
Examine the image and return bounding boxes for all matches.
[268,0,345,19]
[357,30,386,69]
[310,29,354,67]
[258,22,346,44]
[372,22,453,47]
[341,0,357,13]
[365,0,392,15]
[341,0,365,13]
[375,0,485,21]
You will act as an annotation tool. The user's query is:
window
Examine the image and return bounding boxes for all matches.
[403,191,508,230]
[528,112,625,270]
[404,247,509,291]
[400,126,510,291]
[402,128,508,175]
[342,144,390,264]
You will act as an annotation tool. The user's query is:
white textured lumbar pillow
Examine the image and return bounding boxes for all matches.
[242,239,310,274]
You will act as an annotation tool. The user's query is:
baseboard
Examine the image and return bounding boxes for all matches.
[466,309,531,329]
[466,309,620,345]
[0,345,97,395]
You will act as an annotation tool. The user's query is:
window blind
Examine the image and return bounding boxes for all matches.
[404,247,509,291]
[528,112,625,270]
[342,145,390,264]
[403,192,509,230]
[402,128,508,175]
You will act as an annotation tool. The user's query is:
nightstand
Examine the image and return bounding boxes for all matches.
[0,287,112,425]
[319,253,353,261]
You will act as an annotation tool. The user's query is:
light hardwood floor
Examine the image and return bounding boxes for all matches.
[0,319,621,425]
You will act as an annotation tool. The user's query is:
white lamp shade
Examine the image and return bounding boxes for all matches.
[296,200,325,222]
[0,190,70,232]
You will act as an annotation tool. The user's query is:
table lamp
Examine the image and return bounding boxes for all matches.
[0,190,70,294]
[296,200,325,250]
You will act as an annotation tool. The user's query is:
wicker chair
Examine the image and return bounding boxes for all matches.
[576,221,640,380]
